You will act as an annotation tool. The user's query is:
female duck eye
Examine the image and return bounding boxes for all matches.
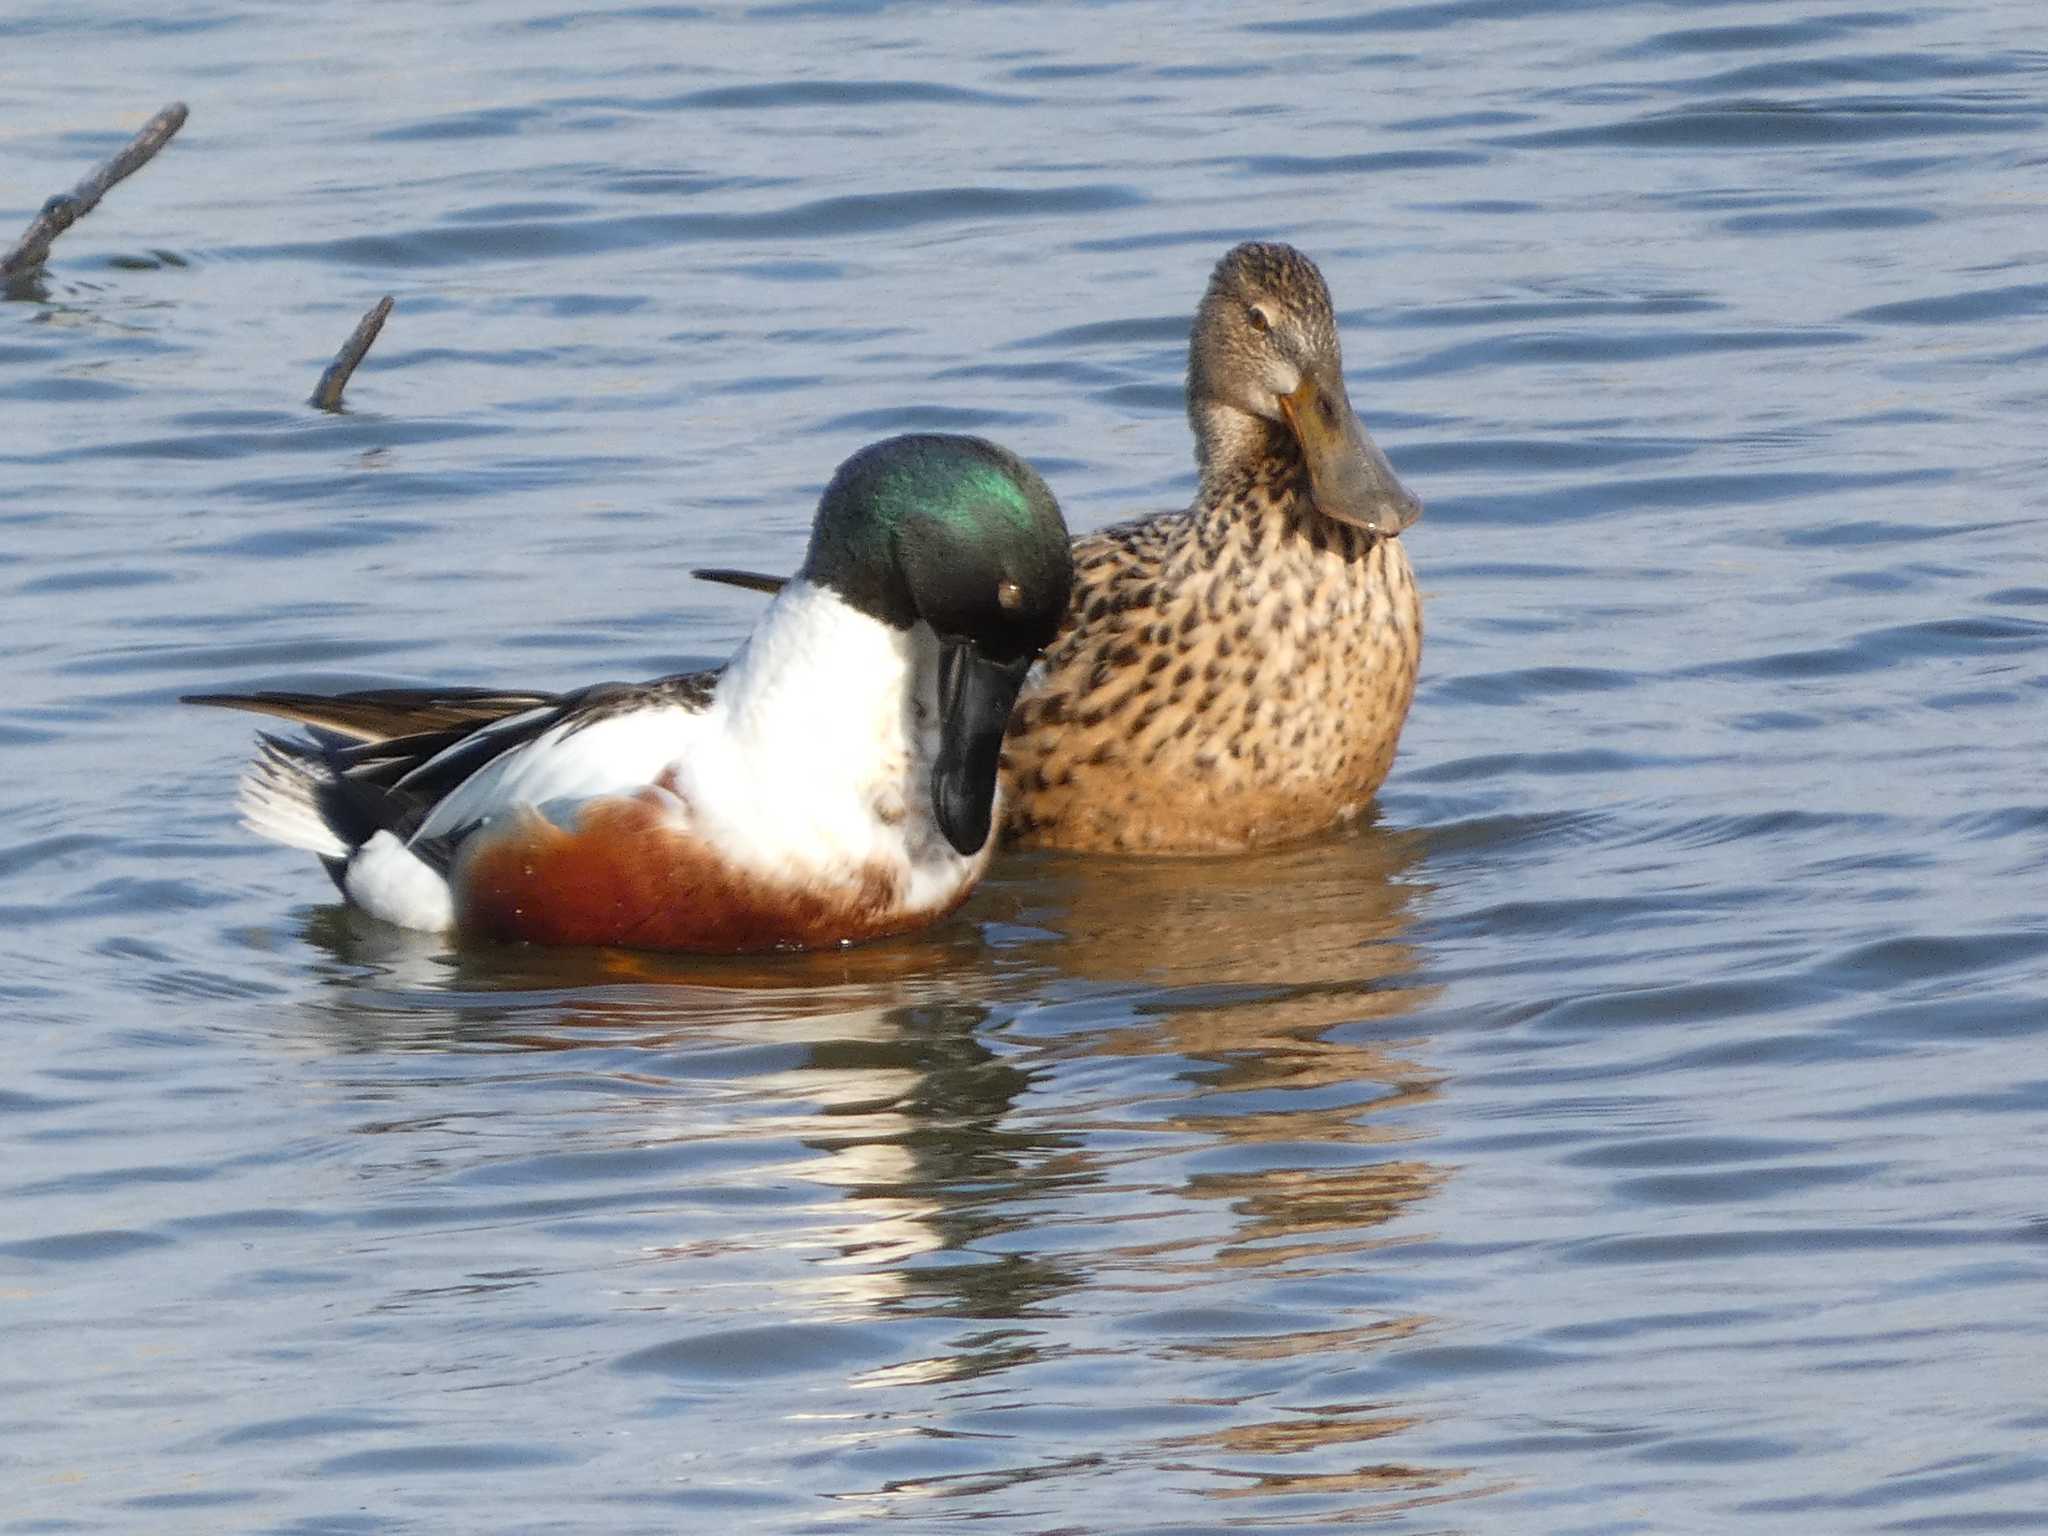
[1246,305,1272,334]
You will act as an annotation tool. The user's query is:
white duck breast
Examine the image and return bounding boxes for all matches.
[660,582,978,909]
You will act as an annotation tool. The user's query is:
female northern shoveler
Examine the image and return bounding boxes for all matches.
[187,434,1074,953]
[998,242,1423,853]
[701,244,1423,854]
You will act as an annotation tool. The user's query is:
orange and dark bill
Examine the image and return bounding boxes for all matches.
[1279,364,1423,536]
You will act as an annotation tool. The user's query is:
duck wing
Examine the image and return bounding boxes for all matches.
[188,671,723,875]
[179,685,562,743]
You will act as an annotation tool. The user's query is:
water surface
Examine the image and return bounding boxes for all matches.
[4,1,2047,1531]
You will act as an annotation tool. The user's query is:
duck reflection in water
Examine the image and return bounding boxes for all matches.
[293,816,1463,1515]
[959,826,1465,1516]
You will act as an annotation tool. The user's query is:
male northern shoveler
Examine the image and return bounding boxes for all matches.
[186,434,1074,953]
[999,242,1424,853]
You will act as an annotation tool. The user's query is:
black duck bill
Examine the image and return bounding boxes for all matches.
[1279,361,1423,537]
[930,640,1034,856]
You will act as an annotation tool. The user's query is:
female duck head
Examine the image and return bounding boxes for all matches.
[801,433,1075,856]
[1187,241,1422,538]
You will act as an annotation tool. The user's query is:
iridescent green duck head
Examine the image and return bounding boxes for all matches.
[800,433,1074,855]
[1187,241,1422,537]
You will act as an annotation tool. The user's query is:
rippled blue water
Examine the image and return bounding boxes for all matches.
[5,1,2047,1530]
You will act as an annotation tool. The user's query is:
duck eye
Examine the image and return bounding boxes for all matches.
[996,579,1024,612]
[1246,304,1273,334]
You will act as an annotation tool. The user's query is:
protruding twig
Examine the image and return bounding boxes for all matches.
[1,102,189,278]
[311,295,395,411]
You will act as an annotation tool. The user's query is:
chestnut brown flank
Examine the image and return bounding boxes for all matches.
[452,790,954,953]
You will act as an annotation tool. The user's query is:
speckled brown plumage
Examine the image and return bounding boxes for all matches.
[1000,243,1423,853]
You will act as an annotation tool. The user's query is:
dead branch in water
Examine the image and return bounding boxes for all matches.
[1,102,189,279]
[311,295,395,411]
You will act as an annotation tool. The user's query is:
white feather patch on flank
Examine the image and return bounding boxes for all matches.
[342,831,455,933]
[236,742,348,860]
[414,705,706,843]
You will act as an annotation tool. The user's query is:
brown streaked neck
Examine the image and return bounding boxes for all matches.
[1190,398,1302,485]
[1189,396,1315,529]
[1189,399,1382,563]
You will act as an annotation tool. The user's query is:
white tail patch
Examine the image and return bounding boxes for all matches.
[236,741,348,860]
[342,831,454,933]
